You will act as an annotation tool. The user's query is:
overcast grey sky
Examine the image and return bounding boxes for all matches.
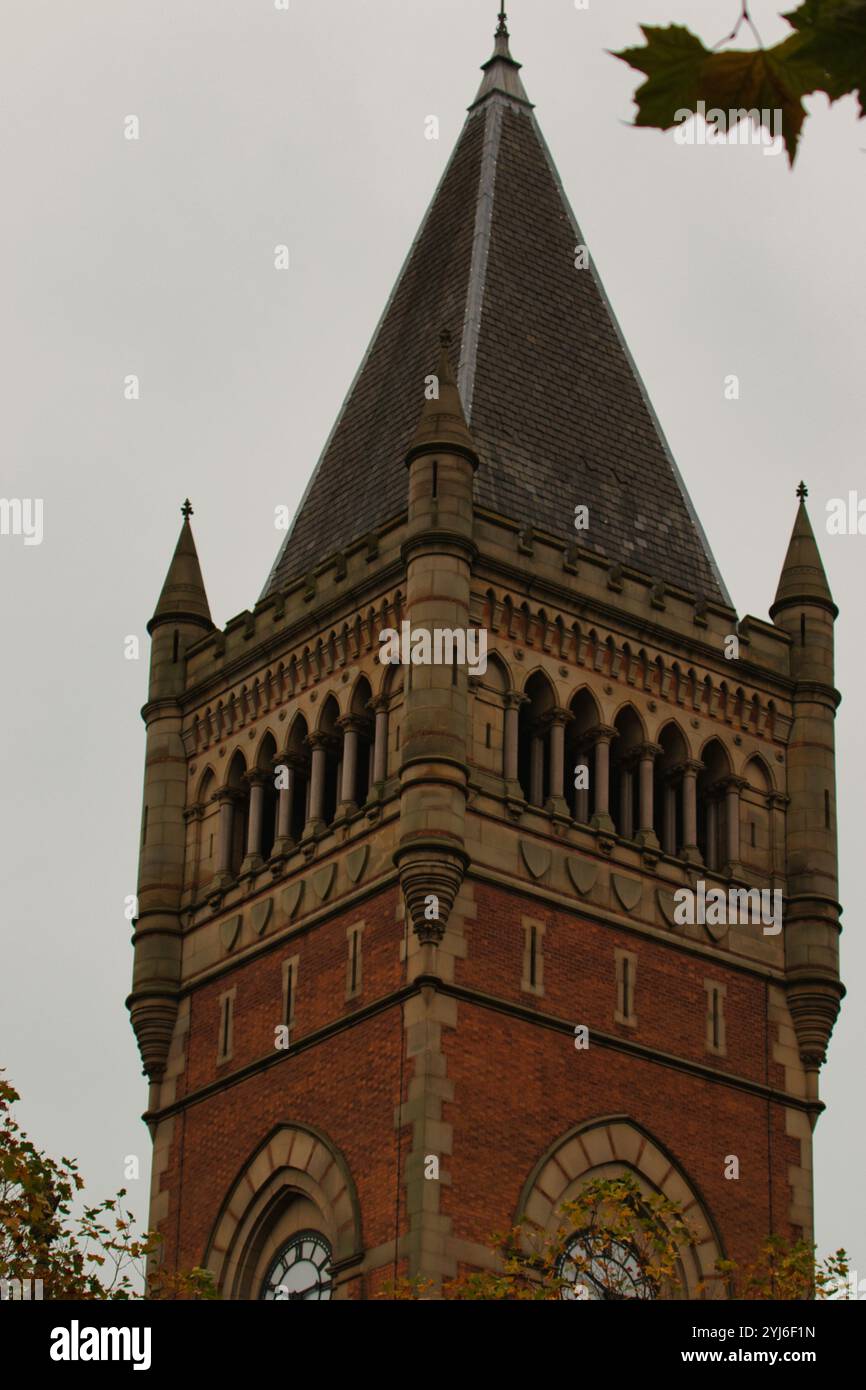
[2,0,863,1284]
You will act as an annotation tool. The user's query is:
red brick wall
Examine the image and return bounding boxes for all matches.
[153,879,800,1292]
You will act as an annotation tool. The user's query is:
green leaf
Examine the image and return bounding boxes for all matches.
[613,24,810,163]
[783,0,866,113]
[612,25,708,129]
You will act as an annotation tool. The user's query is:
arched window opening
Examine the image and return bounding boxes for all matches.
[654,725,688,858]
[697,740,732,871]
[517,674,555,806]
[741,757,771,874]
[566,690,602,824]
[309,696,342,831]
[257,734,279,862]
[196,770,217,887]
[343,678,375,808]
[610,708,643,840]
[227,751,249,878]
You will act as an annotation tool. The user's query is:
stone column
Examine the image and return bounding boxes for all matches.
[370,697,389,790]
[272,755,298,858]
[706,796,719,872]
[680,760,703,863]
[241,773,266,872]
[545,709,572,816]
[530,729,545,806]
[724,777,747,877]
[337,716,364,817]
[590,726,616,833]
[574,742,591,824]
[503,692,525,788]
[663,778,677,856]
[619,761,634,839]
[214,790,235,885]
[305,733,328,836]
[636,743,660,850]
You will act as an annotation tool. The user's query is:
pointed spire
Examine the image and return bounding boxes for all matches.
[472,8,532,108]
[405,330,479,467]
[149,501,214,632]
[771,483,837,619]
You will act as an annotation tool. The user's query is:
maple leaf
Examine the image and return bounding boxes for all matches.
[613,24,809,163]
[783,0,866,113]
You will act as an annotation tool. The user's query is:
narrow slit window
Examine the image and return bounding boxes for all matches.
[218,991,235,1063]
[172,628,180,663]
[346,927,363,999]
[616,950,637,1027]
[282,958,298,1035]
[800,613,806,646]
[712,989,720,1050]
[431,459,438,499]
[529,926,537,988]
[486,723,492,749]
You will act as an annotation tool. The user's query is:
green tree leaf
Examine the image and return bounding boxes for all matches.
[613,24,810,163]
[783,0,866,113]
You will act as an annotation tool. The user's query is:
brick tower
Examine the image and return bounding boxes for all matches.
[129,17,843,1299]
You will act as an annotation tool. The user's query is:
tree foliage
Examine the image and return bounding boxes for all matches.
[613,1,866,164]
[0,1073,215,1300]
[379,1172,851,1301]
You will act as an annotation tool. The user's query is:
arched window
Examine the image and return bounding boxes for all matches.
[311,696,341,830]
[654,724,688,858]
[610,707,644,840]
[204,1124,363,1301]
[285,715,310,844]
[697,740,732,871]
[256,733,279,862]
[517,673,555,806]
[566,689,602,824]
[226,751,249,878]
[345,677,374,807]
[742,756,772,874]
[196,769,218,889]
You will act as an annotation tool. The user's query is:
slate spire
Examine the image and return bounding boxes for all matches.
[150,501,213,633]
[263,24,729,608]
[406,331,478,466]
[771,483,837,619]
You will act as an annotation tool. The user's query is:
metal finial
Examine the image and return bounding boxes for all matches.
[181,498,194,519]
[496,5,508,37]
[796,481,808,501]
